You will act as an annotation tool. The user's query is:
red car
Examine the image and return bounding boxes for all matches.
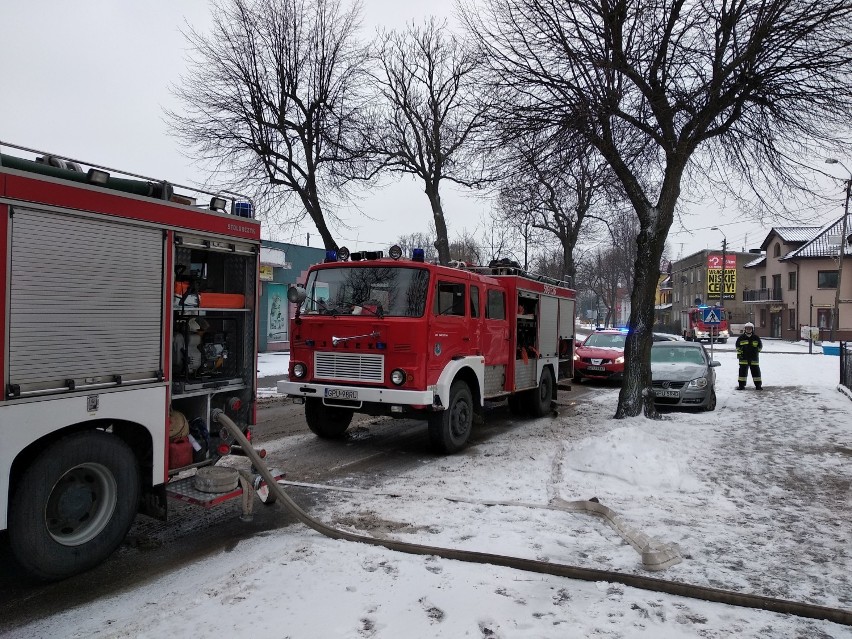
[573,330,627,382]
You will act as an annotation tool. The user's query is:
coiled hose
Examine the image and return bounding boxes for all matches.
[211,410,852,627]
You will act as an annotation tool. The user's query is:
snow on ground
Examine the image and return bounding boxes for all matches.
[10,341,852,638]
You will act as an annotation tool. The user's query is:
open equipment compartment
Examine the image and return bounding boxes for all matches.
[169,236,258,471]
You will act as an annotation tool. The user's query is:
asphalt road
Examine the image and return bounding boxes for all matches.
[0,384,596,635]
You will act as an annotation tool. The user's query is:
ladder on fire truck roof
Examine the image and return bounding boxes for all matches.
[447,258,573,290]
[0,140,254,216]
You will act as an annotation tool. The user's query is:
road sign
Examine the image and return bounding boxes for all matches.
[702,307,721,325]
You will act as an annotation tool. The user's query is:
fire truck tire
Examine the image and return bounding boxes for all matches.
[428,381,473,453]
[526,367,554,418]
[304,399,354,439]
[8,430,140,581]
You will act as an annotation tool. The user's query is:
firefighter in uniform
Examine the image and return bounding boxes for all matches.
[735,322,763,390]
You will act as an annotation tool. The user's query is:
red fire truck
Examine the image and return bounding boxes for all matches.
[680,305,730,343]
[278,251,576,453]
[1,142,261,579]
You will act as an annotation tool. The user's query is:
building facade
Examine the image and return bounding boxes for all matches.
[670,249,757,334]
[743,219,852,342]
[258,241,325,352]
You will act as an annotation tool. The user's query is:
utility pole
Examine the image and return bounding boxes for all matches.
[831,179,850,342]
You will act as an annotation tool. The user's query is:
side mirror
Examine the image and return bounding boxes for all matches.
[710,360,721,367]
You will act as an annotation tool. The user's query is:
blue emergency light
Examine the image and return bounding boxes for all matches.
[232,201,253,218]
[324,250,338,262]
[412,248,425,262]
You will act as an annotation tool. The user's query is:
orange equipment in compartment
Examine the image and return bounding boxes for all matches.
[175,281,245,309]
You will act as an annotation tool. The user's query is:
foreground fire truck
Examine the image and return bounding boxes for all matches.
[1,142,261,579]
[680,305,730,343]
[278,250,576,453]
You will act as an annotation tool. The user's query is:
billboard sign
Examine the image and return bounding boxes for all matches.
[706,254,736,300]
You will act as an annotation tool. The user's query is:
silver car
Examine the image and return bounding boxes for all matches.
[650,341,720,411]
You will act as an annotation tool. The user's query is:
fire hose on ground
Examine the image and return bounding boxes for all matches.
[211,409,852,627]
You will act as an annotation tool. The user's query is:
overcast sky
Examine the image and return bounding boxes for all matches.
[2,1,848,261]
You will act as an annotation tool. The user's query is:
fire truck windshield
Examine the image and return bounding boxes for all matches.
[302,266,430,317]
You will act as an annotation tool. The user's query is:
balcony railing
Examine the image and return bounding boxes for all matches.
[743,288,784,302]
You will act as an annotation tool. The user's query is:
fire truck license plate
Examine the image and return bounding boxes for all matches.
[325,388,358,400]
[655,390,680,398]
[586,365,606,371]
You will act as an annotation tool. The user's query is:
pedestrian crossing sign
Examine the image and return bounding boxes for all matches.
[702,307,721,325]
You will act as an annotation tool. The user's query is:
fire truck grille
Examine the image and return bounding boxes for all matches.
[314,352,384,383]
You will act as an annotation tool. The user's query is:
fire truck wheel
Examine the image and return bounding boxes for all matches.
[428,381,473,453]
[526,367,554,418]
[8,430,140,581]
[304,399,354,439]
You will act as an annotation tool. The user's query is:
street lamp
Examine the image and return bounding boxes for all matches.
[824,159,851,342]
[710,226,728,308]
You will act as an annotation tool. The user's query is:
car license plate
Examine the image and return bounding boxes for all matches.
[586,365,606,371]
[655,389,680,398]
[325,388,358,400]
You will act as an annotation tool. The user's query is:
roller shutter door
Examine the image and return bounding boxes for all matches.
[8,208,164,393]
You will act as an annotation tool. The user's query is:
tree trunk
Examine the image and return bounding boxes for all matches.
[300,189,338,251]
[615,207,670,418]
[561,244,575,284]
[427,186,450,265]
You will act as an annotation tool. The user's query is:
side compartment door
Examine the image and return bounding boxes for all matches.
[8,208,164,397]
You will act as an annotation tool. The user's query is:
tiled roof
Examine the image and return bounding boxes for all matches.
[759,226,821,250]
[744,255,765,268]
[784,215,852,259]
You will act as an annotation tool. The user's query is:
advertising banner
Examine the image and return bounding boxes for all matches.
[706,254,736,300]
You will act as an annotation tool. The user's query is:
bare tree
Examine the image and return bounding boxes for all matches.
[496,138,613,284]
[366,18,489,265]
[465,0,852,417]
[170,0,368,250]
[395,230,438,263]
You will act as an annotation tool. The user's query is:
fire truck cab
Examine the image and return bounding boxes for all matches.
[278,250,576,453]
[1,142,261,580]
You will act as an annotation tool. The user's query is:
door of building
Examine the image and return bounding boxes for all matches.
[771,312,782,338]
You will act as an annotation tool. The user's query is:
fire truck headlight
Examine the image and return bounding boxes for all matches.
[614,356,624,364]
[292,363,307,379]
[390,369,406,386]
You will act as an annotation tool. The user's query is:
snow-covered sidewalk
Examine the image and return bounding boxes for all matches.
[10,344,852,638]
